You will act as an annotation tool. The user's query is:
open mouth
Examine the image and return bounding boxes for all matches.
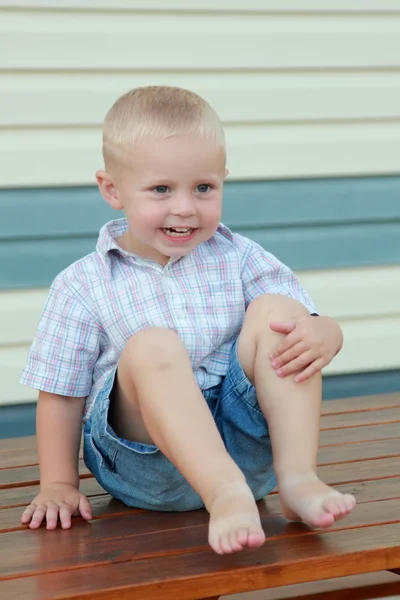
[161,227,195,238]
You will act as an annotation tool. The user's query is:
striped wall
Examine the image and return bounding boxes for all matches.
[2,263,400,405]
[1,1,400,414]
[2,3,400,186]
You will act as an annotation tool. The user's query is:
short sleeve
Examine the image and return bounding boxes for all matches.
[239,235,317,313]
[20,275,101,397]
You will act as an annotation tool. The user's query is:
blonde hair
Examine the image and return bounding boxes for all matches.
[102,86,226,169]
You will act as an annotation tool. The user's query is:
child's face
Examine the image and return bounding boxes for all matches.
[99,134,227,265]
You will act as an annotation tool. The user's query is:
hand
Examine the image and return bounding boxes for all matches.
[269,315,343,382]
[21,483,92,530]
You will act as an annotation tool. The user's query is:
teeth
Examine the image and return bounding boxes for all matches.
[163,227,193,237]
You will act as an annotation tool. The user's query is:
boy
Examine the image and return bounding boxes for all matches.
[20,86,355,555]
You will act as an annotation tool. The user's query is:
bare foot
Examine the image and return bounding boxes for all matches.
[279,474,356,528]
[207,481,265,554]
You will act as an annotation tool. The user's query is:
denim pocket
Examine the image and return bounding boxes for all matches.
[87,432,118,472]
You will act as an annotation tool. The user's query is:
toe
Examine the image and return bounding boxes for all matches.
[324,496,343,517]
[236,527,249,546]
[220,533,234,554]
[229,531,243,552]
[344,494,356,512]
[318,512,336,528]
[209,532,223,555]
[247,525,265,548]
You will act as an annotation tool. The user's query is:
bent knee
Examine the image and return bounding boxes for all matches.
[123,327,185,369]
[247,294,310,322]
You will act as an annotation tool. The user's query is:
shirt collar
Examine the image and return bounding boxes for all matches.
[96,218,234,260]
[96,218,130,256]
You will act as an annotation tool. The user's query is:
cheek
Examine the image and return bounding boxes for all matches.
[202,201,222,226]
[126,204,165,229]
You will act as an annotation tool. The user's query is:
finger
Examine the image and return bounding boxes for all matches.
[29,505,47,529]
[271,341,306,369]
[21,503,37,523]
[270,331,302,362]
[269,320,297,335]
[59,504,73,529]
[79,495,93,521]
[295,359,324,383]
[45,504,61,530]
[276,351,315,377]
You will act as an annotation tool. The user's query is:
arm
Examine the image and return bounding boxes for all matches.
[21,391,92,530]
[37,391,84,488]
[238,235,342,381]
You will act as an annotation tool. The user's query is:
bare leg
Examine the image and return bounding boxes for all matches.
[110,327,265,554]
[238,295,356,528]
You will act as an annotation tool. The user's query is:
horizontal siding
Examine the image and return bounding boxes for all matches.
[2,266,400,346]
[3,179,400,238]
[3,223,400,290]
[3,123,400,187]
[1,4,399,409]
[1,7,400,186]
[3,73,400,127]
[2,266,400,406]
[4,319,400,405]
[2,13,400,71]
[1,178,398,288]
[3,1,400,12]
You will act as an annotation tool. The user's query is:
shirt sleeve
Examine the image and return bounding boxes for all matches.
[238,235,317,313]
[20,275,101,398]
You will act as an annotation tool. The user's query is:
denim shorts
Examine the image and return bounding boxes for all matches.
[83,339,276,511]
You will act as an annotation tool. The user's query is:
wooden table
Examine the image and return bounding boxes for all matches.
[1,393,400,600]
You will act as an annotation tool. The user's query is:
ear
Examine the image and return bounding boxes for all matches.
[96,170,123,211]
[224,168,230,179]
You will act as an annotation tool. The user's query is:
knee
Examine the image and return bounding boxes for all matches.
[246,294,310,324]
[123,327,184,370]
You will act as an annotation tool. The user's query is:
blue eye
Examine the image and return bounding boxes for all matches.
[196,184,210,193]
[154,186,169,194]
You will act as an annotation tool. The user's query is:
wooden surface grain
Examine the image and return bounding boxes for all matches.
[0,393,400,600]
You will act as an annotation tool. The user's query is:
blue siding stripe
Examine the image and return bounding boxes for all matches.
[1,176,399,289]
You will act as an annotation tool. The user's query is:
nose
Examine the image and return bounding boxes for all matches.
[170,194,196,217]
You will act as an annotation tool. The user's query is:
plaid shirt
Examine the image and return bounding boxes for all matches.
[21,219,316,423]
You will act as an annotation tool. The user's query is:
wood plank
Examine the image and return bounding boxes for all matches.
[225,572,400,600]
[2,436,398,484]
[0,448,39,469]
[1,498,400,582]
[319,422,400,446]
[261,581,400,600]
[0,436,36,452]
[320,407,400,430]
[0,460,91,489]
[0,458,390,508]
[317,437,400,465]
[0,393,396,455]
[0,414,398,468]
[0,478,106,510]
[0,496,142,534]
[2,422,399,467]
[2,523,400,600]
[321,393,400,415]
[318,457,400,486]
[0,394,397,455]
[0,447,84,469]
[266,477,400,510]
[1,439,398,494]
[2,476,400,534]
